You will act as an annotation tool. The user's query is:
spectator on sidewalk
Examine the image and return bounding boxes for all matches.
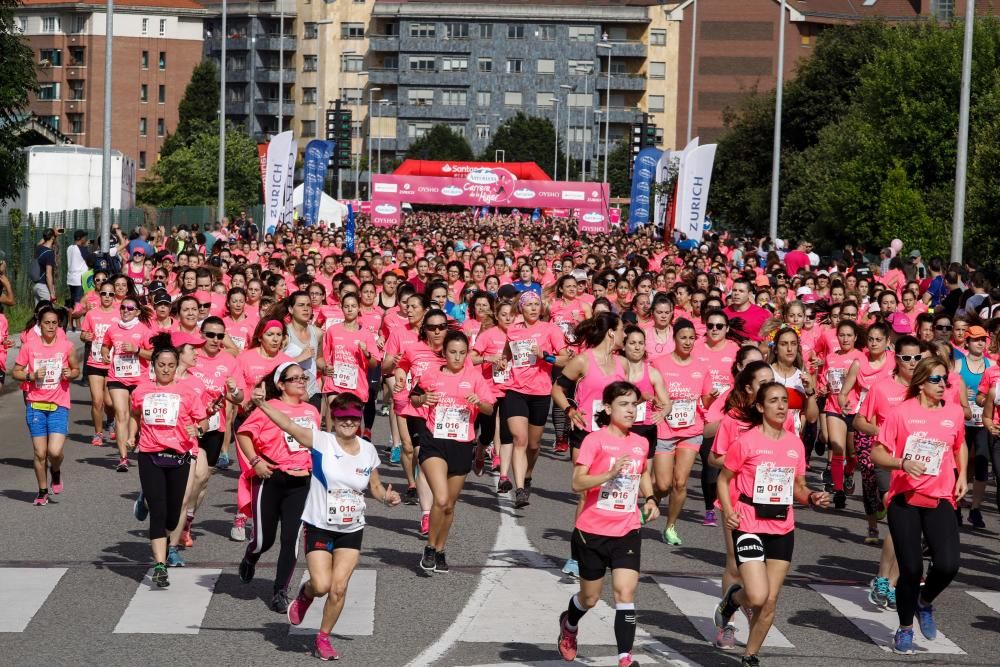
[66,230,91,312]
[33,228,59,305]
[0,252,14,313]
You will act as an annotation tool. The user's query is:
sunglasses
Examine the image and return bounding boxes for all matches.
[896,354,923,362]
[282,374,307,383]
[706,322,727,331]
[935,325,953,331]
[202,331,225,340]
[926,375,947,384]
[120,306,138,312]
[199,302,212,308]
[99,291,115,297]
[804,313,816,320]
[424,323,448,332]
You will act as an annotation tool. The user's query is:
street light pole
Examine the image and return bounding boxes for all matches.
[768,1,786,244]
[592,110,602,180]
[377,99,388,176]
[217,0,227,223]
[551,97,560,180]
[100,0,114,253]
[277,1,285,133]
[578,67,591,181]
[561,84,574,181]
[367,87,381,198]
[598,42,613,185]
[686,0,697,144]
[951,0,975,263]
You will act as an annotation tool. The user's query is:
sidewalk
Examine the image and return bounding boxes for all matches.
[2,330,83,396]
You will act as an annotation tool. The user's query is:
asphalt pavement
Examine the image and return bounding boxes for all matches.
[0,371,997,667]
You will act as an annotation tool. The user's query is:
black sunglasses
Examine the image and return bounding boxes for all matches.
[202,331,225,340]
[935,324,953,331]
[424,323,448,332]
[706,322,727,331]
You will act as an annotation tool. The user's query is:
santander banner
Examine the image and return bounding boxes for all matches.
[372,170,608,210]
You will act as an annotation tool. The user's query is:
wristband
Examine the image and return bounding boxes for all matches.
[249,456,262,467]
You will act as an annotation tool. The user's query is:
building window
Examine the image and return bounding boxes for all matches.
[69,47,85,66]
[537,25,555,40]
[303,54,317,72]
[304,22,318,39]
[72,16,87,33]
[40,49,62,67]
[475,124,490,139]
[650,29,666,46]
[157,118,165,136]
[141,18,149,36]
[139,151,147,170]
[441,90,467,106]
[648,95,665,112]
[139,117,148,136]
[40,115,60,131]
[445,23,469,39]
[408,56,435,71]
[42,16,60,33]
[442,58,468,72]
[507,25,524,40]
[409,23,436,38]
[69,113,83,134]
[340,88,363,105]
[568,92,589,107]
[506,59,523,74]
[302,120,316,137]
[382,55,399,69]
[480,23,493,39]
[159,19,166,36]
[932,0,955,21]
[649,62,666,79]
[302,87,317,104]
[448,124,466,137]
[537,59,554,74]
[536,92,553,108]
[351,120,363,139]
[478,58,492,73]
[38,83,60,101]
[407,122,433,139]
[341,23,364,39]
[141,51,148,69]
[15,16,25,33]
[158,52,166,70]
[69,80,85,100]
[476,91,491,107]
[568,26,595,42]
[504,91,522,107]
[568,59,592,74]
[341,55,363,71]
[140,84,148,102]
[407,88,434,106]
[158,85,165,103]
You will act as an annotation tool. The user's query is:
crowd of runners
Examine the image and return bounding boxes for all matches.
[4,212,995,665]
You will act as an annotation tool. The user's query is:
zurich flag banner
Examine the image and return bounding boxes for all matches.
[628,146,662,233]
[345,202,356,253]
[302,139,335,227]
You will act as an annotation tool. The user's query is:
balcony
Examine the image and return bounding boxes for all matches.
[255,67,296,83]
[598,73,646,91]
[396,104,471,120]
[399,37,473,54]
[398,69,471,87]
[368,36,400,52]
[227,68,252,83]
[601,41,646,58]
[253,99,296,116]
[594,106,644,124]
[368,68,399,85]
[255,35,297,51]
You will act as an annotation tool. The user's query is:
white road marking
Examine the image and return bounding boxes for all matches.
[113,568,221,634]
[653,576,794,648]
[967,590,1000,614]
[810,584,966,654]
[455,658,656,667]
[289,569,376,636]
[0,568,67,632]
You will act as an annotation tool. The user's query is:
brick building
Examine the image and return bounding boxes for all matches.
[15,0,207,174]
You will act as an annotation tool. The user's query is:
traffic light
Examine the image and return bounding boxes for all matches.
[628,114,660,180]
[325,100,353,169]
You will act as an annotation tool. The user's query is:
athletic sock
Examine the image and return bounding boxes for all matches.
[614,602,637,656]
[831,454,846,491]
[845,456,857,478]
[37,488,48,497]
[565,594,587,629]
[50,469,60,484]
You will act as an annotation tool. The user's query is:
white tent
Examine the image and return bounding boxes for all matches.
[292,184,347,227]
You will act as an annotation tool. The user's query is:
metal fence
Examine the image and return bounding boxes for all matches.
[0,205,264,306]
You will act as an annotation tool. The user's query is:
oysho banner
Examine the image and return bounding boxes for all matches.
[264,131,294,233]
[578,208,610,234]
[628,147,663,233]
[371,201,401,227]
[675,144,717,243]
[301,140,335,226]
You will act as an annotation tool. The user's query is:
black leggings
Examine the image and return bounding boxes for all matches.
[364,366,381,430]
[137,451,190,541]
[245,471,309,593]
[966,426,990,482]
[887,496,960,627]
[993,439,1000,513]
[700,435,719,510]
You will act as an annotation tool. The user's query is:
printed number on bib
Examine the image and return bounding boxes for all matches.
[492,364,510,385]
[142,393,181,427]
[510,340,537,369]
[284,416,315,452]
[91,325,111,362]
[35,358,62,389]
[114,352,141,378]
[635,400,648,424]
[207,411,221,432]
[667,399,696,428]
[826,368,845,394]
[333,361,358,389]
[970,403,984,427]
[902,435,946,476]
[230,335,246,350]
[596,458,640,513]
[326,489,365,526]
[752,464,794,505]
[433,405,471,441]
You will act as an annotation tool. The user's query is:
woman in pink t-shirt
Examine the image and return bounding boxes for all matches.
[817,320,866,508]
[321,292,382,422]
[715,382,831,666]
[11,306,80,506]
[222,287,259,353]
[102,295,153,471]
[472,299,514,482]
[872,357,966,653]
[412,330,494,573]
[643,294,675,361]
[80,284,119,446]
[556,381,658,667]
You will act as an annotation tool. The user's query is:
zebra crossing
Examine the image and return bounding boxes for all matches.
[1,564,996,658]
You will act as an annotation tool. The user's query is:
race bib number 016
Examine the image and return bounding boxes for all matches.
[326,489,365,526]
[752,463,794,505]
[433,405,471,441]
[143,392,181,427]
[902,435,946,476]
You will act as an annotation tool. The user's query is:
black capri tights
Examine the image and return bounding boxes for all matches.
[137,452,190,541]
[245,471,310,593]
[700,435,719,510]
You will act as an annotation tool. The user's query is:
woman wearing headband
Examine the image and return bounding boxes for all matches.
[236,361,319,613]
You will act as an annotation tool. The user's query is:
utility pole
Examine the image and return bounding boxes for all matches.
[100,0,114,253]
[951,0,975,263]
[217,0,227,223]
[768,1,787,243]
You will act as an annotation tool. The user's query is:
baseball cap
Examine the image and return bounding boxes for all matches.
[132,246,146,256]
[147,280,167,294]
[967,325,988,339]
[909,250,922,259]
[890,313,913,334]
[152,291,172,306]
[171,332,205,348]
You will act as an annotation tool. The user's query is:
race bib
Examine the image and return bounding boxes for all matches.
[405,371,413,392]
[90,324,111,362]
[591,399,604,431]
[596,458,640,513]
[510,340,536,369]
[635,401,648,424]
[752,463,795,505]
[667,399,696,428]
[333,361,358,389]
[557,321,577,344]
[114,352,141,378]
[142,392,180,427]
[826,368,845,394]
[902,435,946,476]
[970,403,984,427]
[433,405,471,441]
[326,488,365,527]
[34,357,62,389]
[712,380,731,395]
[284,416,315,452]
[492,363,510,385]
[230,335,246,350]
[207,409,221,432]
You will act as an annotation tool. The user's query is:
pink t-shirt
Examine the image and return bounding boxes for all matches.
[223,314,259,351]
[237,399,317,472]
[17,335,76,408]
[642,324,674,360]
[505,320,565,395]
[574,428,650,537]
[695,339,740,397]
[188,350,238,432]
[396,341,443,418]
[321,323,381,401]
[877,398,965,507]
[725,426,806,535]
[131,379,207,454]
[418,364,494,443]
[81,307,119,369]
[473,325,509,399]
[976,364,1000,399]
[575,351,627,433]
[103,321,152,385]
[723,304,770,342]
[820,348,866,415]
[233,348,295,396]
[860,376,908,424]
[651,354,711,439]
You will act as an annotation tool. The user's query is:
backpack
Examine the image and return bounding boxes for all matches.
[28,247,52,283]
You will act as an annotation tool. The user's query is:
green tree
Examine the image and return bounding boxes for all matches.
[0,0,39,204]
[593,141,632,199]
[480,112,565,177]
[137,122,261,211]
[405,124,473,161]
[161,60,219,157]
